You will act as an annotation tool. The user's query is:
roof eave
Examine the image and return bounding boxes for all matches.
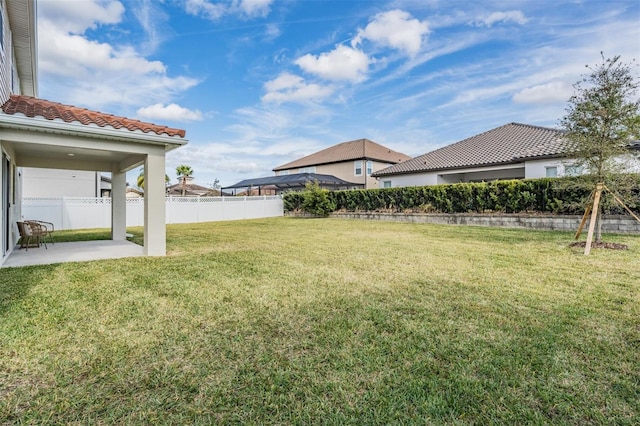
[0,113,188,148]
[373,154,572,177]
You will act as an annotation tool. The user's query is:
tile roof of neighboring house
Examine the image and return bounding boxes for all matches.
[1,95,186,138]
[373,123,568,177]
[273,138,411,171]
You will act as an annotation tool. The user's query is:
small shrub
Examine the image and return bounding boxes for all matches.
[301,181,336,216]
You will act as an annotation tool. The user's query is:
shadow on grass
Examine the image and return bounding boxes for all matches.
[0,264,58,316]
[51,228,144,246]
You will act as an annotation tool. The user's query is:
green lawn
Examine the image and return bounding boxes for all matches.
[1,218,639,424]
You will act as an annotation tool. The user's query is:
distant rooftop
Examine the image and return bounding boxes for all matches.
[273,138,411,171]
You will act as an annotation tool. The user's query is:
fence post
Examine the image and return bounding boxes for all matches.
[61,197,66,230]
[166,196,171,224]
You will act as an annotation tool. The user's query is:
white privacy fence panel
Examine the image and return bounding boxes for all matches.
[22,196,283,230]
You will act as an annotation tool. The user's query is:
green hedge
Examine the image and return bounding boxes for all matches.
[283,176,640,215]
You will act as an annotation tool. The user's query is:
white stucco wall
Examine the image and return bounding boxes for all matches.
[379,164,526,188]
[22,168,101,198]
[525,158,570,178]
[525,155,640,178]
[378,172,439,188]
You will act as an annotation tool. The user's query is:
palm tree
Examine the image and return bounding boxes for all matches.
[136,168,170,190]
[176,165,194,196]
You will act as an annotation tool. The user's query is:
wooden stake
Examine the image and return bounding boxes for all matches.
[575,188,596,239]
[603,185,640,223]
[575,196,593,240]
[584,183,603,255]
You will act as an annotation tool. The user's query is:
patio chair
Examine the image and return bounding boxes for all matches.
[26,220,55,245]
[17,221,48,250]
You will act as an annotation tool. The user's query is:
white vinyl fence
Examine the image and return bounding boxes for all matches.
[22,196,284,230]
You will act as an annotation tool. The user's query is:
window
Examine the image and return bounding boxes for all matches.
[545,166,558,178]
[565,165,583,176]
[383,180,392,188]
[354,160,363,176]
[299,166,316,173]
[279,170,289,176]
[366,160,372,176]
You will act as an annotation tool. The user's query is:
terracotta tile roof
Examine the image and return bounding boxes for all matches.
[1,95,186,138]
[273,138,411,171]
[373,123,569,177]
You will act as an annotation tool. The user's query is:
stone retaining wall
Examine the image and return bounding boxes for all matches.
[321,212,640,234]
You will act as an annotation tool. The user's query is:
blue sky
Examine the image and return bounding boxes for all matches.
[37,0,640,188]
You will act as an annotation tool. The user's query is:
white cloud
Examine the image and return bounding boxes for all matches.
[184,0,226,20]
[352,9,429,57]
[264,23,282,41]
[137,104,203,121]
[262,73,334,104]
[295,45,372,82]
[184,0,273,20]
[474,11,528,27]
[131,0,170,54]
[512,81,574,104]
[38,0,124,34]
[37,1,199,111]
[237,0,273,18]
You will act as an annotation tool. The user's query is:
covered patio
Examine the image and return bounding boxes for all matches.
[0,95,187,263]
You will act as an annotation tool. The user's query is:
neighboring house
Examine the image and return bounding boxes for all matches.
[126,186,144,198]
[0,0,187,265]
[21,168,111,198]
[166,176,211,197]
[372,122,609,187]
[273,138,411,189]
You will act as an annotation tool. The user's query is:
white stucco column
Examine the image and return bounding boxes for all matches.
[144,148,166,256]
[111,168,127,241]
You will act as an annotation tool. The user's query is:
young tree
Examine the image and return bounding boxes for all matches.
[560,53,640,242]
[176,164,194,196]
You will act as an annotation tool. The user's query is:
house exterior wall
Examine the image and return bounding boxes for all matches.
[0,0,11,102]
[525,158,569,178]
[22,168,102,198]
[379,164,526,188]
[0,1,22,263]
[378,172,439,188]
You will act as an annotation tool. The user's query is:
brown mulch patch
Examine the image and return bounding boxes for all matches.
[570,241,629,250]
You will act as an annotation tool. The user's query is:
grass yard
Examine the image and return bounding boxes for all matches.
[1,217,639,424]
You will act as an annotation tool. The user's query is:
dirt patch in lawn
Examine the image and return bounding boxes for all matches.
[570,241,629,250]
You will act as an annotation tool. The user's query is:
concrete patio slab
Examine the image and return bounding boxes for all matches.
[2,240,144,268]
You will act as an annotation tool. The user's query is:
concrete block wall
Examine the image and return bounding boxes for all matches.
[327,212,640,234]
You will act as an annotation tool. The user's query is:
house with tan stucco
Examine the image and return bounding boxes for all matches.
[273,138,411,189]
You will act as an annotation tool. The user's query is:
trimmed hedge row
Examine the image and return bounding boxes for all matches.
[283,176,640,215]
